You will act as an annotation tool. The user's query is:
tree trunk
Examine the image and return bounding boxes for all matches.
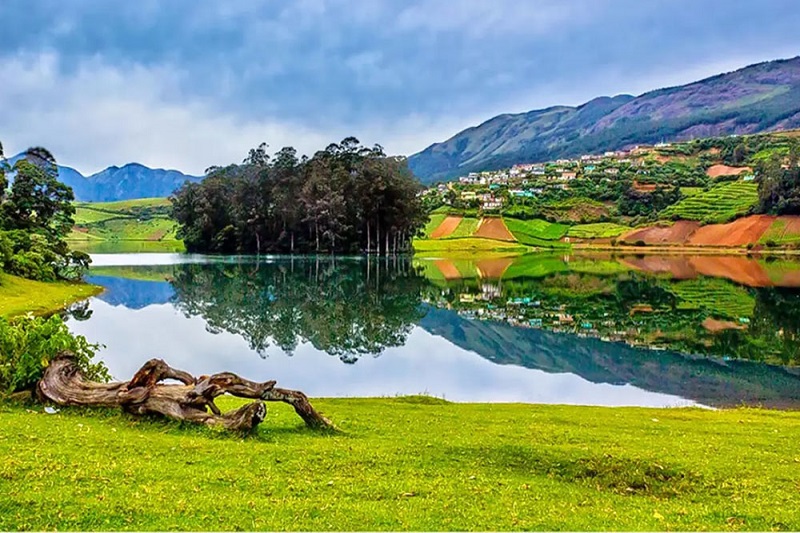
[366,222,371,254]
[37,354,334,432]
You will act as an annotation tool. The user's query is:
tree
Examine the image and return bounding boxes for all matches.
[0,145,88,281]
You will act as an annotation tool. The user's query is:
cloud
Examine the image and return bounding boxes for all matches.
[0,0,798,171]
[0,52,475,174]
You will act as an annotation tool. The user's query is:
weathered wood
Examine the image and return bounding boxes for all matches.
[37,353,334,431]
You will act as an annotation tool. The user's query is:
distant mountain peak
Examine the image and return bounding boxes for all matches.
[5,153,201,201]
[409,56,800,183]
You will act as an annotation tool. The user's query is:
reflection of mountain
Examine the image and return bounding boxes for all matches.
[86,275,174,309]
[420,306,800,408]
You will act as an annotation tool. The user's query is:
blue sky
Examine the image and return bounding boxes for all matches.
[0,0,798,175]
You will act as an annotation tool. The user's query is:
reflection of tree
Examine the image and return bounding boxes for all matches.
[170,258,426,363]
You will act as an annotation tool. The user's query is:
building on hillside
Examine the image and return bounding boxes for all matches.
[461,191,477,200]
[604,168,619,175]
[560,171,577,180]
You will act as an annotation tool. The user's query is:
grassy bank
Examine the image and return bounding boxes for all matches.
[0,273,102,318]
[1,397,799,530]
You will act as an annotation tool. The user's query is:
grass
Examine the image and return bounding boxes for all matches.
[567,223,631,239]
[504,218,569,241]
[1,397,799,530]
[422,214,448,238]
[413,238,527,255]
[760,219,800,245]
[0,273,102,318]
[448,217,481,239]
[660,181,758,224]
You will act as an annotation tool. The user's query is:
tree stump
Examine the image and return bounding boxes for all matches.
[36,353,334,431]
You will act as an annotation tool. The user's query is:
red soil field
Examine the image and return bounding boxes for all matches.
[702,317,745,333]
[430,216,462,239]
[706,164,752,178]
[474,217,515,241]
[433,259,462,279]
[688,256,772,287]
[619,255,698,279]
[621,221,701,245]
[475,258,514,279]
[687,215,775,246]
[632,181,658,192]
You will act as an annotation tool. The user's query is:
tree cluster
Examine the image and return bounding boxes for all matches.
[0,144,89,281]
[171,138,426,254]
[756,149,800,215]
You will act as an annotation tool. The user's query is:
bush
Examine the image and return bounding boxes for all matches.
[0,315,108,395]
[765,239,778,248]
[635,240,646,247]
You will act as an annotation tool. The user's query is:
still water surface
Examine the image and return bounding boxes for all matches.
[66,253,800,408]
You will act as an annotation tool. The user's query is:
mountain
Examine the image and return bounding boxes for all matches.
[409,56,800,183]
[7,154,202,201]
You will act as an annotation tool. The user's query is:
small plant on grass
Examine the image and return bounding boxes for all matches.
[0,315,107,395]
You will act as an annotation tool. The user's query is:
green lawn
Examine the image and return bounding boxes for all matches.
[1,398,799,530]
[0,273,102,318]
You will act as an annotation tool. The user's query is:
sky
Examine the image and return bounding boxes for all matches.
[0,0,799,176]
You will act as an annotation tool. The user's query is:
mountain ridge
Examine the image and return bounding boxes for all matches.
[409,56,800,183]
[7,153,202,202]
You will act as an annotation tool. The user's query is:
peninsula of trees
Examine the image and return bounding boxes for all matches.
[171,138,426,254]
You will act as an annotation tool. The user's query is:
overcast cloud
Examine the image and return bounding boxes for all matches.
[0,0,798,174]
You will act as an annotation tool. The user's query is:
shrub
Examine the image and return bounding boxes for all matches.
[635,240,646,247]
[0,315,108,395]
[765,239,778,248]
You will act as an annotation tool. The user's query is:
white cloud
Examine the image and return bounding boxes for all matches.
[0,52,483,174]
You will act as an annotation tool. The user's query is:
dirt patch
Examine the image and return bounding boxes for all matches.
[475,258,514,279]
[430,216,462,239]
[621,221,700,245]
[632,181,658,193]
[474,218,515,241]
[702,317,746,333]
[688,256,771,287]
[433,259,462,279]
[706,164,752,178]
[146,229,168,241]
[620,255,698,279]
[688,215,775,247]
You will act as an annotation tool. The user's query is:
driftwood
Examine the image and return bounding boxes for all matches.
[36,353,333,431]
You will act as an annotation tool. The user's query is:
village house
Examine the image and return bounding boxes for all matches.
[604,168,619,175]
[560,171,577,180]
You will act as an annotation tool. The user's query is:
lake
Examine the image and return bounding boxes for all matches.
[66,252,800,409]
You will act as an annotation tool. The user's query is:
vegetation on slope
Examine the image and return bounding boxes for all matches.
[660,181,759,223]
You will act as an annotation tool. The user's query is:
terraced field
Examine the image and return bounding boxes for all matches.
[660,181,758,224]
[567,223,631,239]
[669,278,756,320]
[69,198,184,252]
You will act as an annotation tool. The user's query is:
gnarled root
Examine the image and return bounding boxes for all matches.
[37,353,334,432]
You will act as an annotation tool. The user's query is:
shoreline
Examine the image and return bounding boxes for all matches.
[0,273,104,319]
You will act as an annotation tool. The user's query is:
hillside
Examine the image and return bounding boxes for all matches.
[409,56,800,183]
[7,154,202,201]
[67,198,184,253]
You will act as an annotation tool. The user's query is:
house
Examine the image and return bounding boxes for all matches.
[604,168,619,175]
[560,171,577,180]
[584,165,596,172]
[461,191,477,200]
[531,165,546,175]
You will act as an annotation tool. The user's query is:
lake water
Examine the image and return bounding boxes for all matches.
[66,253,800,408]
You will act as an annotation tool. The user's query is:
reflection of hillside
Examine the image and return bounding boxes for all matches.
[416,253,800,288]
[420,307,800,409]
[86,275,175,309]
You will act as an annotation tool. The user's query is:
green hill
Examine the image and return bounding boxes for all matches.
[68,198,184,252]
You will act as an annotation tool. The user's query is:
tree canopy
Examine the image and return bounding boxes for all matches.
[171,138,426,254]
[0,145,88,281]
